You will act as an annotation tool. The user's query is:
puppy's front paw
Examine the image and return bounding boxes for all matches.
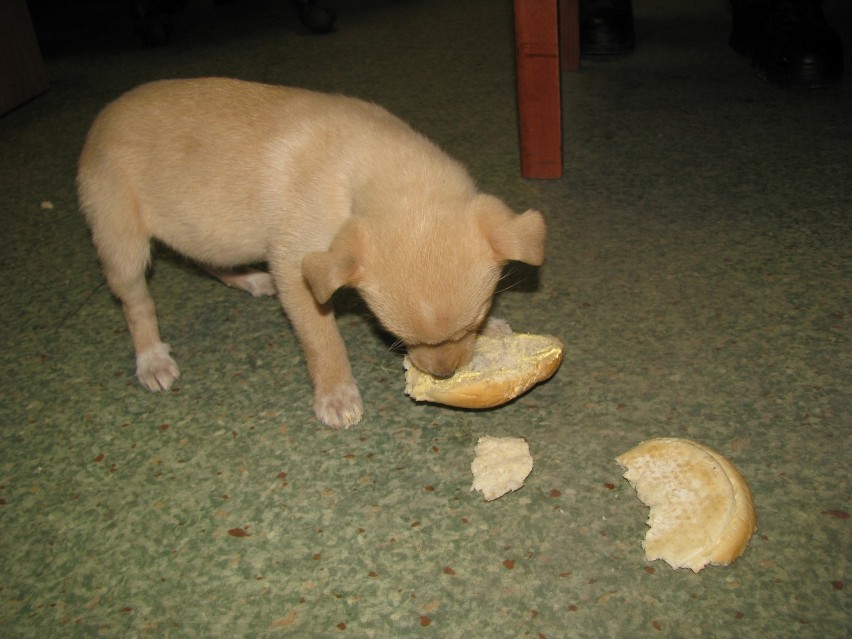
[136,343,180,391]
[314,382,363,429]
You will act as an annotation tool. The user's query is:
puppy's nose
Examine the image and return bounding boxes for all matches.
[418,360,458,379]
[408,344,467,379]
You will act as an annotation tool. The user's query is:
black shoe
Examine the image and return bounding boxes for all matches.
[730,0,843,88]
[295,0,337,34]
[580,0,635,56]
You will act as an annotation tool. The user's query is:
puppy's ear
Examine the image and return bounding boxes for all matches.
[302,219,365,304]
[473,194,546,266]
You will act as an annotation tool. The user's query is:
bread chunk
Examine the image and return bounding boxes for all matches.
[616,438,758,572]
[471,436,534,501]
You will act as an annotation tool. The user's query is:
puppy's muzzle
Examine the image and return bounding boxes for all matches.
[407,335,476,379]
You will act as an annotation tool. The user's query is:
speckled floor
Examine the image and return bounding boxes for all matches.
[1,0,849,636]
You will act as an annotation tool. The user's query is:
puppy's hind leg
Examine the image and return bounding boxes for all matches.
[91,221,180,391]
[125,283,181,392]
[207,267,276,297]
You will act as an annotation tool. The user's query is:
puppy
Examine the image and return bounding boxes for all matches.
[77,78,546,428]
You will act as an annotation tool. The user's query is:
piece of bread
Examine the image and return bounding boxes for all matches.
[616,437,757,572]
[470,436,534,501]
[403,332,563,409]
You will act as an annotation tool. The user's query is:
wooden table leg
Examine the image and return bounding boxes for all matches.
[514,0,562,179]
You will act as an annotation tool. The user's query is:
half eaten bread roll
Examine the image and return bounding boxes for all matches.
[403,332,563,409]
[616,437,758,572]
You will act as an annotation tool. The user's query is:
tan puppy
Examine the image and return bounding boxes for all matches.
[78,78,546,428]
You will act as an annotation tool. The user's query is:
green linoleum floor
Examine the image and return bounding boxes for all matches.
[1,0,849,636]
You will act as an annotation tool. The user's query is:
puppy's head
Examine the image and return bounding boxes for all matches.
[302,194,546,378]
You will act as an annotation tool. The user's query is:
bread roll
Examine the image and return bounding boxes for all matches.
[403,332,563,409]
[616,438,757,572]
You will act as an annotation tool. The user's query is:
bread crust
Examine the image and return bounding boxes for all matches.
[403,333,563,408]
[616,437,757,572]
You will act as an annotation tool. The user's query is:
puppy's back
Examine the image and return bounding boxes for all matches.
[78,78,476,263]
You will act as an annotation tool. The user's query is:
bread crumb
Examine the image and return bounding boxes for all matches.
[471,436,533,501]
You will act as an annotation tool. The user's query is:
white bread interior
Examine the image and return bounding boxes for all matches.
[403,332,563,409]
[616,437,758,572]
[470,436,534,501]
